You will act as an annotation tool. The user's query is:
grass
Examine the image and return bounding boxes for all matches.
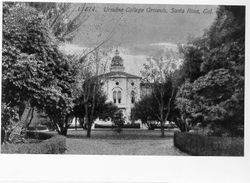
[65,129,187,155]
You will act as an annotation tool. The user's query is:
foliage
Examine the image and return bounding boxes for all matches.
[178,6,244,83]
[178,44,204,83]
[1,133,66,154]
[1,104,19,131]
[2,3,77,138]
[42,87,74,136]
[174,132,243,156]
[1,103,19,143]
[113,110,125,133]
[131,95,159,130]
[176,69,243,135]
[174,80,202,132]
[73,83,119,128]
[175,6,244,136]
[141,51,180,136]
[200,6,245,75]
[27,2,87,42]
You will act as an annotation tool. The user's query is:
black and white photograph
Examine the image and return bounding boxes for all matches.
[0,0,249,182]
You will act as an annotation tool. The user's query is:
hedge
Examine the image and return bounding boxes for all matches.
[1,132,66,154]
[123,123,140,128]
[26,131,54,140]
[174,132,244,156]
[94,123,140,129]
[94,124,113,128]
[27,126,48,131]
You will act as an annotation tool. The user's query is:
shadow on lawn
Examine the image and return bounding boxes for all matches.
[66,129,175,140]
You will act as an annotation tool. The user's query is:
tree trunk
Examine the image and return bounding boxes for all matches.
[60,127,68,136]
[160,120,165,137]
[75,117,78,130]
[9,101,32,142]
[26,107,35,128]
[60,116,73,136]
[1,127,5,144]
[87,122,91,138]
[84,103,92,137]
[87,50,99,138]
[160,102,165,137]
[160,89,165,137]
[79,117,86,129]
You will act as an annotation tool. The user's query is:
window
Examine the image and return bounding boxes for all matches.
[131,82,134,86]
[131,91,135,104]
[113,91,117,103]
[113,90,122,104]
[118,91,122,103]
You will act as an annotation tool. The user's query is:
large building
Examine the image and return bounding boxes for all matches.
[98,49,150,122]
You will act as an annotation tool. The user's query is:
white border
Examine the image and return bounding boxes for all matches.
[0,0,250,183]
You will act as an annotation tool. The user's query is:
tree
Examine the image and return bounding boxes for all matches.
[178,6,245,84]
[73,85,119,132]
[72,47,114,137]
[175,6,244,136]
[42,86,74,136]
[2,3,76,140]
[141,51,180,137]
[177,42,204,83]
[131,95,159,130]
[175,80,203,132]
[27,2,88,42]
[1,103,19,143]
[113,110,125,133]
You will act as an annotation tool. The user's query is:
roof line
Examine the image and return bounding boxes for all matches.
[98,71,142,79]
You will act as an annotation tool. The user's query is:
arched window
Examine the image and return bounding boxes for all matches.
[131,91,135,104]
[113,91,117,103]
[118,91,122,103]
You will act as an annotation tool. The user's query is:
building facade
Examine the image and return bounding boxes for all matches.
[98,50,142,122]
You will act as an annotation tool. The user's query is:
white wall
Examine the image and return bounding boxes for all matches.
[101,75,141,122]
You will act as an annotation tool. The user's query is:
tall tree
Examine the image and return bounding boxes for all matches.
[2,3,76,140]
[175,6,245,136]
[141,50,180,137]
[131,95,159,130]
[73,84,119,132]
[27,2,88,42]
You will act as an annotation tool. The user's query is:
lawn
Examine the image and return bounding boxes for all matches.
[65,129,187,155]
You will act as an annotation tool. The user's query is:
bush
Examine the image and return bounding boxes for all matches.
[1,132,66,154]
[113,110,125,133]
[25,131,54,140]
[123,123,140,129]
[94,123,141,129]
[94,124,114,128]
[174,132,243,156]
[27,126,48,131]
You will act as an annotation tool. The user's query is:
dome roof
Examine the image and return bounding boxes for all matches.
[111,49,123,66]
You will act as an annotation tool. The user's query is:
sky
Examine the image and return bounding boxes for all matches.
[61,3,217,75]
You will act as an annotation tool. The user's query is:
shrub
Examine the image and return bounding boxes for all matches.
[94,124,113,128]
[123,123,140,129]
[94,123,141,129]
[1,132,66,154]
[27,126,48,131]
[25,131,54,140]
[113,110,125,133]
[174,132,243,156]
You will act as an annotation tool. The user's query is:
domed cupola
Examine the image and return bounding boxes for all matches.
[110,49,125,72]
